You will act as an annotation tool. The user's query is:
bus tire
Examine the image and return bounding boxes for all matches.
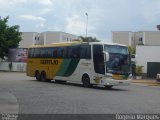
[35,71,41,81]
[105,85,113,89]
[82,74,91,88]
[55,80,66,84]
[41,71,47,82]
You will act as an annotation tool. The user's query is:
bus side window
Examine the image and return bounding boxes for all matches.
[68,46,79,58]
[34,48,38,58]
[46,48,51,58]
[80,46,86,58]
[28,49,32,58]
[30,48,34,58]
[48,48,53,58]
[61,47,67,58]
[41,48,48,58]
[68,46,72,58]
[80,45,91,59]
[86,46,91,59]
[37,48,41,58]
[39,48,43,58]
[57,47,62,58]
[53,48,57,58]
[73,46,80,58]
[41,48,44,58]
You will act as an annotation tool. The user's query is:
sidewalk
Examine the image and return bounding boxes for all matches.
[132,79,160,87]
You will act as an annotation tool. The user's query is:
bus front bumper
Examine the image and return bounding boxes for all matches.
[100,78,132,86]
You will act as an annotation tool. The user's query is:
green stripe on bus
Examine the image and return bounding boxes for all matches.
[63,59,80,76]
[56,58,80,77]
[56,59,72,76]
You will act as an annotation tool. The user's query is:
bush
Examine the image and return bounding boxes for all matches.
[136,65,143,76]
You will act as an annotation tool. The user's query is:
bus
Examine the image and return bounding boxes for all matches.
[26,41,132,88]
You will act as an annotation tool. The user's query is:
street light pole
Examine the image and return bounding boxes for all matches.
[85,13,88,37]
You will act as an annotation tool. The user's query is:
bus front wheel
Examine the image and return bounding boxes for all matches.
[82,75,91,88]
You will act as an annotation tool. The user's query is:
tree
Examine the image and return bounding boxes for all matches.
[128,45,135,54]
[0,16,22,59]
[79,36,100,42]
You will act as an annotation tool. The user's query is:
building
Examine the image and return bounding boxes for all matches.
[112,31,160,78]
[112,31,160,48]
[42,31,78,45]
[136,45,160,78]
[19,31,78,48]
[112,31,132,46]
[19,32,38,48]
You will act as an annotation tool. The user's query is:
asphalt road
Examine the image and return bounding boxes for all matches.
[0,72,160,115]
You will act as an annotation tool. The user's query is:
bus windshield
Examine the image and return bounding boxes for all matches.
[104,45,131,74]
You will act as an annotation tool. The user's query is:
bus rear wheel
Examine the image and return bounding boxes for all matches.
[35,71,41,81]
[41,72,48,82]
[82,75,91,88]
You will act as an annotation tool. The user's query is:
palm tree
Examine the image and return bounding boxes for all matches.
[79,36,100,42]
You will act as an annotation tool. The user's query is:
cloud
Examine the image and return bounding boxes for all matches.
[0,0,27,6]
[9,0,27,4]
[2,0,160,41]
[0,0,54,16]
[0,0,53,6]
[66,14,86,35]
[38,0,53,6]
[18,14,46,28]
[19,14,46,22]
[0,0,26,11]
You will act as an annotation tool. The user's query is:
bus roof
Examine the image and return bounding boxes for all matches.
[28,41,127,48]
[88,42,127,46]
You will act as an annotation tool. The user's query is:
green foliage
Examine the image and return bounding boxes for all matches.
[79,36,100,42]
[128,46,135,54]
[136,65,143,76]
[0,16,22,59]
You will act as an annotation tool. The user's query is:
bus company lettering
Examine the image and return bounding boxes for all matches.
[40,60,58,65]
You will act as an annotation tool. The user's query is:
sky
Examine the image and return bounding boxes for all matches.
[0,0,160,42]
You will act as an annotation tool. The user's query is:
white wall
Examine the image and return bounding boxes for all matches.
[0,62,26,72]
[145,31,160,45]
[136,46,160,73]
[20,32,36,48]
[112,31,130,46]
[21,31,78,46]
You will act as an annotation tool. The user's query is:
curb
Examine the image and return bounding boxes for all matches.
[132,79,160,87]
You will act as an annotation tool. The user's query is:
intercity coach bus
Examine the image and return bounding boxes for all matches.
[26,41,132,88]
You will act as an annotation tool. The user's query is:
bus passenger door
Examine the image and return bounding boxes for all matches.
[93,45,105,75]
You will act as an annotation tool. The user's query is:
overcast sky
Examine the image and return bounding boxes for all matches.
[0,0,160,42]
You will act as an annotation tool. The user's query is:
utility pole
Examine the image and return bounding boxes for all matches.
[85,13,88,37]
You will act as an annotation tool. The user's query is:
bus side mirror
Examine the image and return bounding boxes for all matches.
[103,51,109,62]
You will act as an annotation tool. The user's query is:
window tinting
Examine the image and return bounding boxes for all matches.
[28,45,91,59]
[80,45,91,59]
[68,46,80,58]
